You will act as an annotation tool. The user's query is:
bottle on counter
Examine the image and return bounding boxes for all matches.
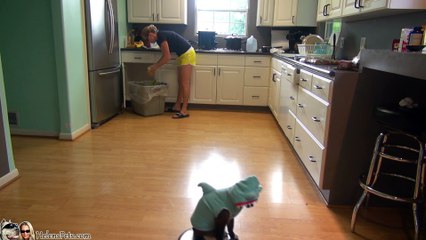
[246,35,257,52]
[408,26,424,46]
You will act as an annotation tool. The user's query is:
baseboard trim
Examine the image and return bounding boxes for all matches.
[0,169,20,189]
[11,128,58,137]
[59,123,91,140]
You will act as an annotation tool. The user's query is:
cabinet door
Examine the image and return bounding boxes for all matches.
[317,0,342,21]
[128,0,155,23]
[273,0,297,26]
[157,64,178,103]
[191,66,216,104]
[342,0,386,16]
[216,67,244,105]
[268,69,281,117]
[157,0,187,24]
[256,0,274,26]
[278,76,298,131]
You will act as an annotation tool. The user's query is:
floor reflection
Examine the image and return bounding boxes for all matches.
[187,151,242,205]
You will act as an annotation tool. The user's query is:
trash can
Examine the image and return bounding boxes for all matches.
[128,81,168,116]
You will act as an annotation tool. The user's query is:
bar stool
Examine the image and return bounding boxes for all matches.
[351,131,425,240]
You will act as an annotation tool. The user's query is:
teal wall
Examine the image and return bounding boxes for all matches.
[0,0,90,137]
[0,53,16,173]
[52,0,90,134]
[0,1,60,134]
[118,0,128,49]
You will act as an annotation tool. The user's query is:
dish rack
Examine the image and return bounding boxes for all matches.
[297,43,333,59]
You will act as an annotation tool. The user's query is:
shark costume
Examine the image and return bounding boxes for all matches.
[191,176,262,239]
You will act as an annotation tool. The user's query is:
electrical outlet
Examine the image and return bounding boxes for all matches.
[360,37,366,49]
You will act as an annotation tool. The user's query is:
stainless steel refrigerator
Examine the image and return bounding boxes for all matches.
[85,0,122,128]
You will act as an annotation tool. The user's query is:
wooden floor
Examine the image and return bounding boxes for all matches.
[1,109,420,239]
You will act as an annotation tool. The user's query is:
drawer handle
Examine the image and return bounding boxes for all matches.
[297,104,304,108]
[287,73,292,77]
[251,95,260,99]
[295,137,301,142]
[287,125,292,130]
[289,96,295,100]
[301,78,308,82]
[134,57,142,60]
[253,60,262,63]
[252,76,261,78]
[312,116,321,122]
[308,155,317,162]
[314,85,323,90]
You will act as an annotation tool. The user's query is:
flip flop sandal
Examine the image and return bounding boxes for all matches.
[172,112,190,119]
[165,107,180,113]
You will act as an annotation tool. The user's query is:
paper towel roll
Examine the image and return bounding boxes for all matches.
[271,30,289,49]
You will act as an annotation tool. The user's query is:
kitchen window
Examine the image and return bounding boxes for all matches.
[195,0,248,36]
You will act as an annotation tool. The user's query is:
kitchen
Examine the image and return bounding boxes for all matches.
[1,0,426,239]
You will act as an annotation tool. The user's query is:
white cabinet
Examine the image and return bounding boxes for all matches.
[243,55,271,106]
[256,0,274,26]
[191,54,244,105]
[269,58,282,117]
[317,0,343,21]
[341,0,426,18]
[127,0,187,24]
[278,63,298,141]
[273,0,318,27]
[341,0,387,16]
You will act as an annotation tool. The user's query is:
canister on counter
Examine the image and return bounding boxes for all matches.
[398,28,412,52]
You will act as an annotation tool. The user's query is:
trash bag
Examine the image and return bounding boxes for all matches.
[128,81,168,104]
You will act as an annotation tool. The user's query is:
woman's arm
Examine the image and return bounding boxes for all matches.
[148,41,171,75]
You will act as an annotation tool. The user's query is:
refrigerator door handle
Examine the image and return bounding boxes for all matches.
[106,0,114,55]
[98,67,121,76]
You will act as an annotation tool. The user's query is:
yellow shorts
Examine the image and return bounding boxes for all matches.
[177,47,196,66]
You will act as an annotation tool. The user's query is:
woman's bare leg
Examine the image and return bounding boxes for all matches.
[177,64,192,115]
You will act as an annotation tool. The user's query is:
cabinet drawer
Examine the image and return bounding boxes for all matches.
[245,56,271,67]
[271,58,283,71]
[197,53,218,65]
[283,64,299,84]
[283,109,296,145]
[244,68,270,86]
[121,52,160,63]
[243,87,268,106]
[311,74,332,102]
[218,54,245,66]
[293,119,324,186]
[296,87,329,145]
[299,69,313,90]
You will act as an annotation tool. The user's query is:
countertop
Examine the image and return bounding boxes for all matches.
[359,49,426,80]
[121,47,271,55]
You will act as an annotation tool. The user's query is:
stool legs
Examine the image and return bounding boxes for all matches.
[351,132,424,240]
[351,190,367,232]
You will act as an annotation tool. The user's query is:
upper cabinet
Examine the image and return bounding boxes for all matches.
[317,0,343,21]
[257,0,318,27]
[341,0,387,16]
[257,0,275,26]
[318,0,426,21]
[127,0,187,24]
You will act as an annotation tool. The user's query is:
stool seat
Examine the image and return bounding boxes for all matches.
[351,132,425,240]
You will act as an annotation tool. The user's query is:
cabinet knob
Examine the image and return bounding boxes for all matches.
[300,78,308,82]
[297,104,304,108]
[287,125,292,130]
[312,116,321,122]
[314,84,323,90]
[295,137,301,142]
[289,96,295,101]
[308,155,316,162]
